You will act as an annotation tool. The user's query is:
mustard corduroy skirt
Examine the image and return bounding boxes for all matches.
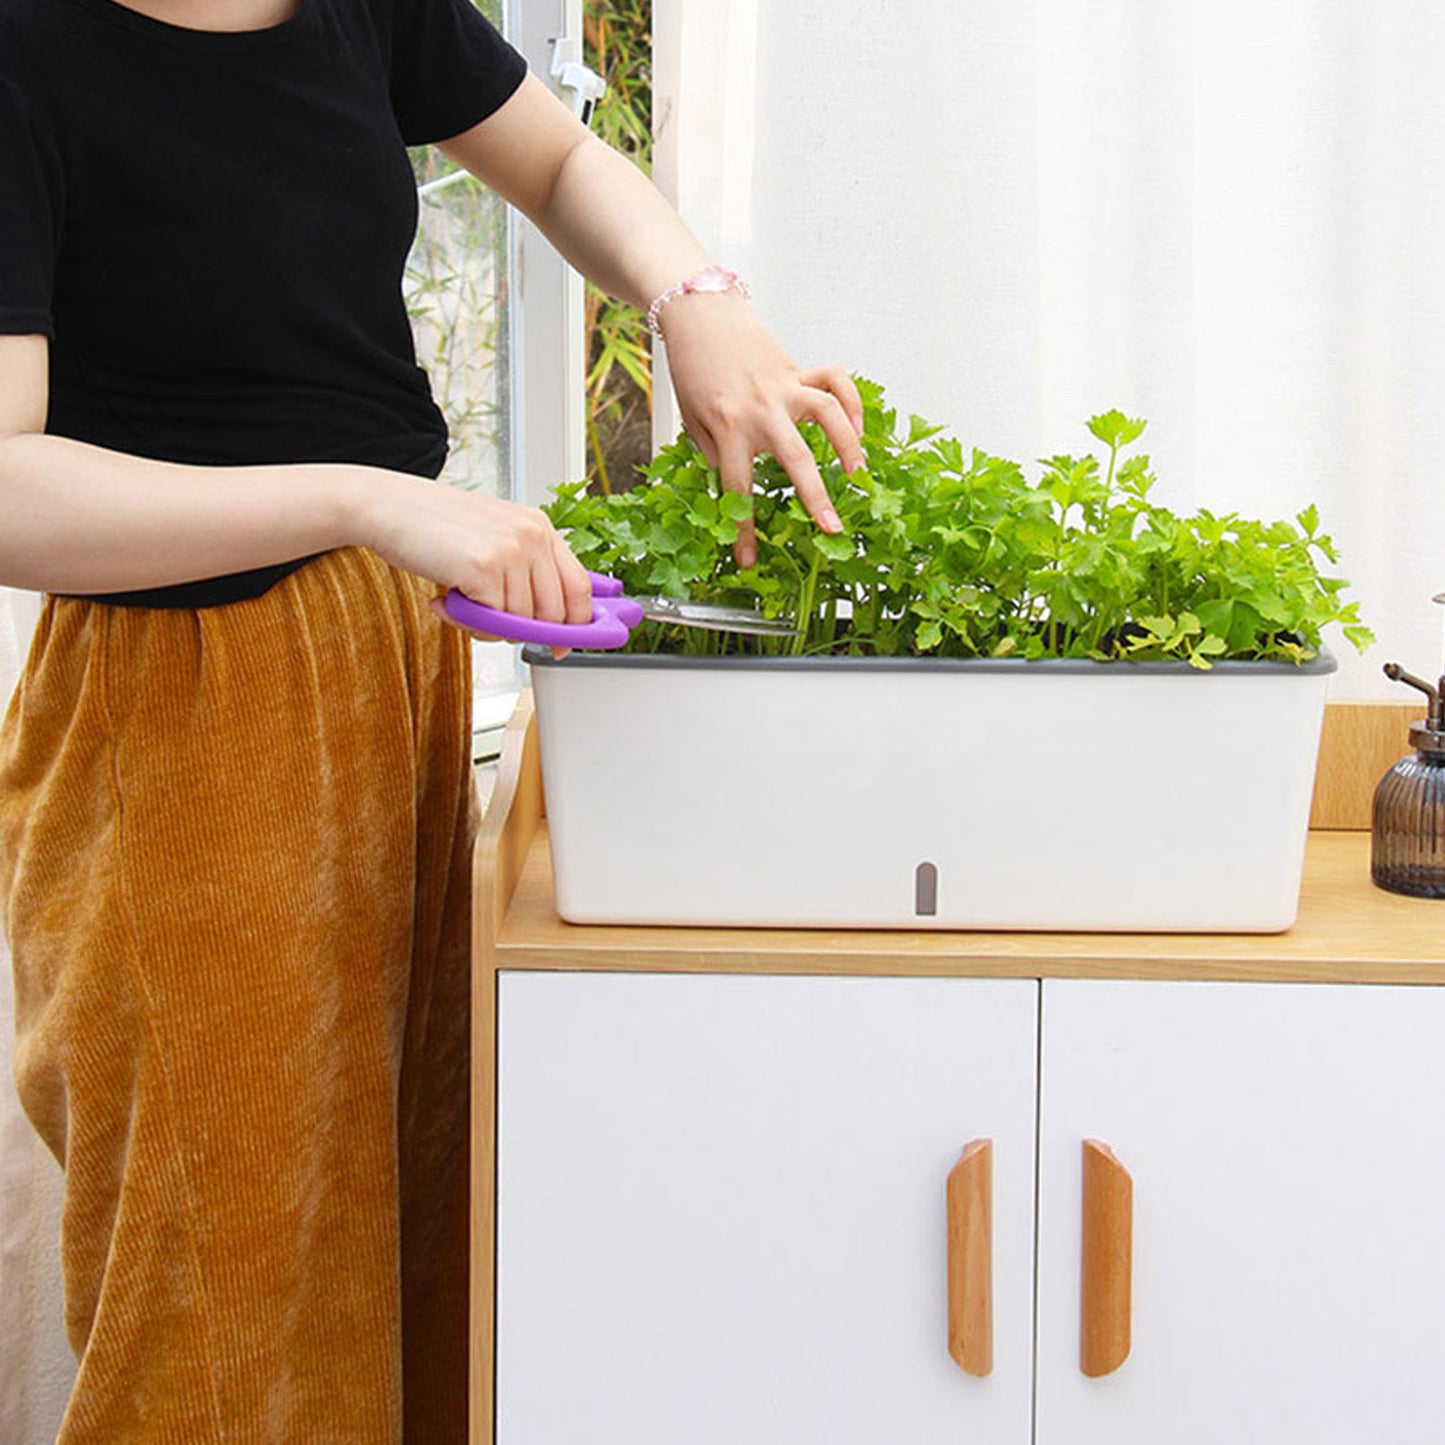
[0,548,478,1443]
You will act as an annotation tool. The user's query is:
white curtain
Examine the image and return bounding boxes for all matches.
[0,587,73,1443]
[655,0,1445,698]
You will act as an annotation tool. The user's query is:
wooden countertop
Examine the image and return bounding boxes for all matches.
[494,823,1445,983]
[477,697,1445,985]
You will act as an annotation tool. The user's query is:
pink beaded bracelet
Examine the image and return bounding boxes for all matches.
[646,265,751,338]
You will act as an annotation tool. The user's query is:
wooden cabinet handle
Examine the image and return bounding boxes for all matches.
[1080,1139,1132,1377]
[946,1139,993,1376]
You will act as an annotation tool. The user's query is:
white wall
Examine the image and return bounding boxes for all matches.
[654,0,1445,698]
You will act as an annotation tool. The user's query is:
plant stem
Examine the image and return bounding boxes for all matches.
[792,550,823,656]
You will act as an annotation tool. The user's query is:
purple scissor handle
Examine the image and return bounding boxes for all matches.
[443,571,643,650]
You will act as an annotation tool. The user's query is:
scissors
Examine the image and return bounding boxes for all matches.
[443,571,798,650]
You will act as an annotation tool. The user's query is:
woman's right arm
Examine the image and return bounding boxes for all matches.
[0,333,591,621]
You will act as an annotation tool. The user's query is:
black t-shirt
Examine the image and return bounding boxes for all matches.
[0,0,526,606]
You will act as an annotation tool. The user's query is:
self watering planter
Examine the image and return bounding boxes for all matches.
[531,388,1366,932]
[525,647,1336,933]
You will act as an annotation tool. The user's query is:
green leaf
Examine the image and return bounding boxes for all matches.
[687,493,719,526]
[646,559,691,596]
[1087,410,1147,450]
[1226,603,1265,652]
[646,519,692,556]
[563,527,602,556]
[814,533,857,561]
[1195,599,1234,637]
[1244,588,1290,625]
[907,413,947,446]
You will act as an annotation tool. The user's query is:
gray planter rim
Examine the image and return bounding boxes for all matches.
[523,645,1339,678]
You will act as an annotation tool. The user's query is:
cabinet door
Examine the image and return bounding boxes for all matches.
[1037,979,1445,1444]
[497,973,1039,1444]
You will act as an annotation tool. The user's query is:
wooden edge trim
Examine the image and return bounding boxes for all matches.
[1080,1139,1132,1378]
[471,692,542,1443]
[1311,700,1418,830]
[474,690,544,966]
[946,1139,994,1377]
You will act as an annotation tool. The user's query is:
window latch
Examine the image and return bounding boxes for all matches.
[549,37,607,128]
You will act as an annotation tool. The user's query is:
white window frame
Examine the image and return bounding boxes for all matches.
[467,0,589,758]
[506,0,588,510]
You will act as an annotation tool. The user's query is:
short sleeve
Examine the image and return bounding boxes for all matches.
[0,74,60,338]
[388,0,528,146]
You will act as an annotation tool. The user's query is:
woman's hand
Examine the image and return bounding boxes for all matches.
[355,472,593,642]
[441,82,862,568]
[657,290,866,568]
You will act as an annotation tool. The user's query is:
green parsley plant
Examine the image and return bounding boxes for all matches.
[542,377,1374,665]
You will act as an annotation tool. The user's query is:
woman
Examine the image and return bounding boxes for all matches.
[0,0,864,1437]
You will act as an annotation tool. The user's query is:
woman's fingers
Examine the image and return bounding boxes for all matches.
[501,563,535,622]
[498,509,591,624]
[795,383,866,477]
[690,413,760,567]
[702,378,863,566]
[528,519,592,625]
[716,430,758,568]
[554,536,595,624]
[764,415,842,537]
[799,364,865,440]
[528,550,565,625]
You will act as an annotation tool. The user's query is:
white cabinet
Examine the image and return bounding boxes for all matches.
[496,973,1039,1444]
[1037,980,1445,1444]
[494,972,1445,1442]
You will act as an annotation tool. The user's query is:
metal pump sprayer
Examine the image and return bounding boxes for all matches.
[1372,593,1445,897]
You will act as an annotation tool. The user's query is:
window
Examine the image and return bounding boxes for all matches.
[408,0,588,758]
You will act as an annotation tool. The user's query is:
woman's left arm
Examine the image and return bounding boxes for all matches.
[440,74,864,567]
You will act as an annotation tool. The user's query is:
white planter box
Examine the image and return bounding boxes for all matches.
[525,649,1335,932]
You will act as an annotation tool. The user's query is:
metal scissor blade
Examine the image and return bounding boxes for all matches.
[638,595,800,637]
